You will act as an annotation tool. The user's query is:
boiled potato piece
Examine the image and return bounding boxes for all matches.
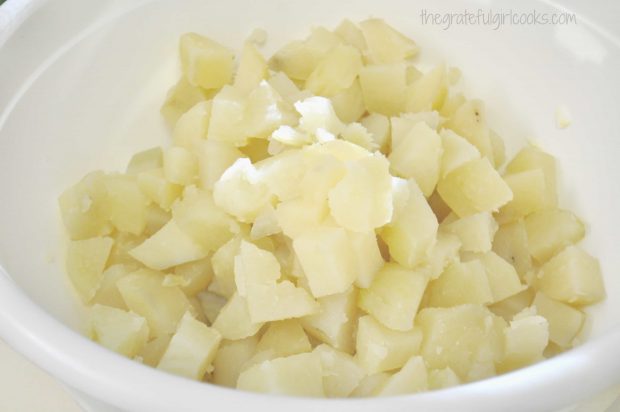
[306,44,363,97]
[406,65,447,113]
[499,308,549,372]
[295,96,345,137]
[246,281,319,323]
[350,373,391,397]
[524,209,585,263]
[197,140,245,190]
[330,79,366,124]
[66,236,114,302]
[173,257,213,296]
[163,147,198,186]
[210,236,243,298]
[359,63,407,115]
[197,291,227,324]
[532,292,584,347]
[340,122,377,151]
[506,145,557,208]
[427,232,461,279]
[157,312,222,380]
[492,219,532,277]
[428,367,461,390]
[439,129,480,178]
[137,169,183,210]
[488,287,535,321]
[180,33,234,89]
[172,101,211,149]
[207,86,247,145]
[244,80,297,140]
[361,113,390,153]
[334,19,367,51]
[139,334,172,367]
[276,198,328,238]
[92,263,136,309]
[212,293,264,340]
[441,212,498,253]
[234,240,280,296]
[359,18,418,64]
[89,304,149,358]
[496,169,547,223]
[213,336,259,387]
[102,174,149,235]
[478,251,525,303]
[375,356,427,396]
[427,261,493,307]
[314,344,365,398]
[444,99,493,161]
[234,42,267,95]
[160,77,211,127]
[257,320,311,357]
[349,230,385,288]
[126,147,163,175]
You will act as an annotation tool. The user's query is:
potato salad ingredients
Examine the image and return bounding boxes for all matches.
[59,18,605,398]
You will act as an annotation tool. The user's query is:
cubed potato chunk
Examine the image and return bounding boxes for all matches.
[139,335,172,367]
[350,373,391,397]
[375,356,428,396]
[213,336,259,388]
[406,65,447,112]
[234,240,280,296]
[137,169,183,211]
[101,174,149,235]
[246,281,319,323]
[334,19,367,51]
[313,344,365,398]
[330,79,366,124]
[340,123,377,151]
[360,18,418,64]
[160,77,210,127]
[437,158,513,218]
[427,233,461,279]
[157,312,222,380]
[257,320,311,357]
[444,100,494,161]
[479,251,525,303]
[244,80,297,140]
[126,147,163,175]
[537,246,605,305]
[499,308,549,372]
[275,198,328,239]
[524,209,585,263]
[496,169,547,223]
[505,145,557,208]
[359,63,407,116]
[361,113,390,153]
[210,236,242,298]
[295,96,345,137]
[207,86,247,146]
[493,219,532,277]
[92,263,136,309]
[355,315,422,374]
[174,257,213,296]
[212,293,264,340]
[532,292,584,347]
[427,261,493,307]
[163,147,198,186]
[197,291,227,324]
[66,236,114,302]
[88,304,149,357]
[197,140,245,190]
[441,212,498,253]
[349,231,385,288]
[234,42,267,94]
[180,33,234,89]
[428,367,461,390]
[439,129,480,178]
[359,263,428,331]
[117,269,191,338]
[488,287,535,321]
[306,44,363,97]
[237,352,325,397]
[172,101,211,149]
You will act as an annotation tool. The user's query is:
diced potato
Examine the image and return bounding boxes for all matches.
[417,305,505,379]
[306,44,363,97]
[355,315,422,374]
[479,251,525,303]
[89,304,149,358]
[234,240,281,297]
[330,79,366,124]
[428,367,461,390]
[349,231,385,288]
[213,336,259,387]
[174,257,213,296]
[340,123,377,151]
[359,263,428,331]
[537,246,605,305]
[139,334,172,367]
[179,33,234,89]
[268,72,308,105]
[246,281,319,323]
[489,130,505,168]
[328,153,392,232]
[439,92,465,118]
[234,42,267,94]
[171,101,211,150]
[493,219,532,277]
[441,212,498,253]
[293,226,356,297]
[359,63,407,116]
[207,85,247,146]
[163,147,198,186]
[375,356,427,396]
[427,190,453,223]
[92,263,136,309]
[137,169,183,211]
[532,292,584,347]
[350,373,391,397]
[197,140,245,190]
[499,308,549,372]
[160,77,211,127]
[66,236,114,302]
[334,19,367,51]
[257,320,311,357]
[117,269,191,337]
[100,174,149,235]
[275,199,328,239]
[361,113,390,153]
[251,205,281,240]
[244,80,297,140]
[301,287,358,353]
[313,344,365,398]
[359,18,418,64]
[143,204,171,236]
[406,65,446,112]
[256,150,306,201]
[437,158,513,218]
[380,178,438,268]
[427,232,461,279]
[427,261,493,307]
[126,147,163,175]
[295,96,345,138]
[505,145,557,208]
[524,209,585,263]
[212,293,264,340]
[197,291,227,324]
[210,236,242,298]
[213,158,273,223]
[129,219,207,270]
[444,100,494,161]
[157,312,222,380]
[497,169,547,223]
[106,232,145,267]
[439,129,480,178]
[388,122,442,197]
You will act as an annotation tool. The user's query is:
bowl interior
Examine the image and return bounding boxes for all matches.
[0,0,619,401]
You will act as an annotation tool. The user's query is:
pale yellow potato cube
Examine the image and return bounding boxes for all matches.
[66,236,114,303]
[417,304,505,379]
[506,145,557,208]
[237,352,324,397]
[497,169,547,223]
[268,72,307,105]
[117,269,191,338]
[489,130,506,168]
[328,153,392,232]
[406,65,447,112]
[275,198,328,239]
[197,140,244,190]
[350,373,391,397]
[359,63,407,115]
[380,178,438,268]
[441,212,498,253]
[439,129,481,178]
[89,304,149,358]
[537,246,605,305]
[361,113,390,153]
[493,219,532,277]
[439,92,465,119]
[246,281,319,323]
[180,33,234,89]
[137,169,183,211]
[106,232,145,267]
[391,113,440,148]
[171,101,211,150]
[388,122,443,197]
[157,312,222,380]
[92,263,136,309]
[234,240,281,297]
[524,209,585,263]
[489,287,535,322]
[359,263,428,331]
[313,344,365,398]
[428,367,461,390]
[160,77,211,127]
[244,80,297,140]
[355,315,422,374]
[301,287,358,353]
[197,291,227,325]
[251,205,281,240]
[330,79,366,124]
[437,158,513,218]
[213,158,273,223]
[532,292,584,347]
[306,44,363,97]
[334,19,367,51]
[102,175,149,236]
[375,356,427,396]
[257,149,306,201]
[143,204,171,236]
[444,99,494,162]
[479,251,525,303]
[349,230,385,289]
[174,257,213,296]
[234,42,267,95]
[295,96,345,137]
[163,147,198,186]
[340,122,377,151]
[427,260,493,307]
[360,18,418,64]
[427,232,461,279]
[129,219,207,270]
[212,293,264,340]
[210,236,242,298]
[257,320,311,357]
[139,334,172,367]
[126,147,163,175]
[499,308,549,372]
[207,85,247,146]
[307,139,369,162]
[293,226,356,297]
[213,336,259,387]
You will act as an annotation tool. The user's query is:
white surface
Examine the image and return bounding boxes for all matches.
[0,0,620,411]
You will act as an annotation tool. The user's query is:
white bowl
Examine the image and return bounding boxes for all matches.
[1,0,619,411]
